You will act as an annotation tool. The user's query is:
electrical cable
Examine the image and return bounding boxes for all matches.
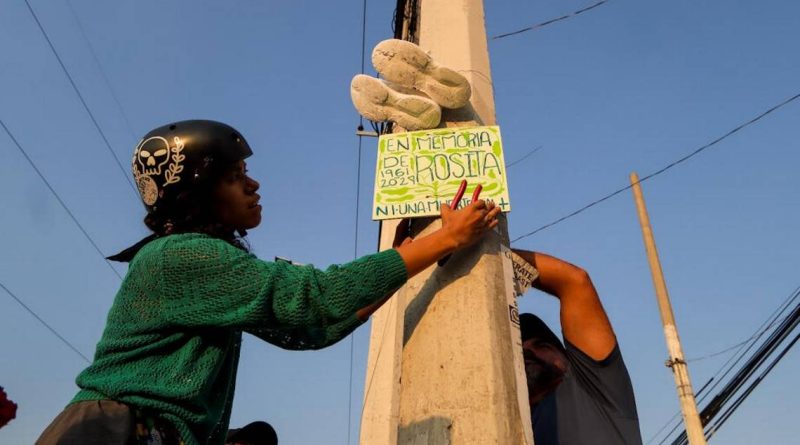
[347,134,363,445]
[695,286,799,408]
[647,410,681,445]
[347,1,370,443]
[506,145,543,169]
[674,328,799,445]
[649,284,800,444]
[667,305,798,444]
[63,0,138,141]
[358,0,418,432]
[22,0,137,195]
[653,286,800,444]
[492,0,610,40]
[686,335,765,363]
[702,302,799,420]
[655,418,684,445]
[0,280,91,363]
[359,299,396,425]
[511,91,800,244]
[705,332,798,441]
[1,119,123,280]
[669,299,800,444]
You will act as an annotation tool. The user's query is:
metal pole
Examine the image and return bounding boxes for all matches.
[629,172,707,445]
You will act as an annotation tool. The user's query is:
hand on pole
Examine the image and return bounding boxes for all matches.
[440,198,500,250]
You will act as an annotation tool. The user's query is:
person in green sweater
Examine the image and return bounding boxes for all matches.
[37,120,500,445]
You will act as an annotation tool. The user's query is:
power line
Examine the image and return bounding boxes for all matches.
[665,289,800,444]
[0,281,91,363]
[22,0,137,195]
[511,91,800,244]
[645,398,681,444]
[359,299,396,423]
[347,123,365,445]
[705,332,798,441]
[655,417,685,445]
[670,300,799,444]
[63,0,138,141]
[506,145,543,168]
[1,119,123,281]
[359,0,369,75]
[359,0,420,431]
[686,335,764,364]
[660,299,799,445]
[348,1,370,443]
[648,284,800,444]
[695,286,800,408]
[700,300,800,420]
[492,0,610,40]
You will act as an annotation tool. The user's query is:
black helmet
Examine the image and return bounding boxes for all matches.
[132,120,253,213]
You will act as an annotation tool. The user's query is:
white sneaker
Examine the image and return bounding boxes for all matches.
[350,74,441,130]
[372,39,472,109]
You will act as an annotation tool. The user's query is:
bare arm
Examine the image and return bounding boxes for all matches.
[356,200,501,320]
[512,249,616,360]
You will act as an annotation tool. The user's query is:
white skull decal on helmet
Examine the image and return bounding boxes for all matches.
[131,136,185,207]
[135,137,171,176]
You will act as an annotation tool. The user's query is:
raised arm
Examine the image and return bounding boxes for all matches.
[512,249,616,360]
[356,199,501,320]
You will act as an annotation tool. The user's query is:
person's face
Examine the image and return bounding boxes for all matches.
[522,337,568,404]
[213,160,262,231]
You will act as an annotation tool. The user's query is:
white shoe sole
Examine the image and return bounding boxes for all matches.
[372,39,472,109]
[350,74,441,130]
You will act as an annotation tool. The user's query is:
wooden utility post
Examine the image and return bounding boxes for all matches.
[630,172,707,445]
[360,1,532,444]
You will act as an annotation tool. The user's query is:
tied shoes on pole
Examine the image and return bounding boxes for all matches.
[350,75,442,131]
[350,39,472,131]
[372,39,472,109]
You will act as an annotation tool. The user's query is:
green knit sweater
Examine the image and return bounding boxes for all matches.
[71,233,407,445]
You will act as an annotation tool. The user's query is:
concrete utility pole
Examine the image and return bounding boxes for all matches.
[629,172,707,445]
[360,1,532,444]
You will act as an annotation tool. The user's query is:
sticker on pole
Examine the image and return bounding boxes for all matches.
[509,250,539,297]
[372,125,511,220]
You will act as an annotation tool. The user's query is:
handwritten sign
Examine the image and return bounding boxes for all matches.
[372,125,511,220]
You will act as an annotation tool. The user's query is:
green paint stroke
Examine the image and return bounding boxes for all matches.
[385,194,415,203]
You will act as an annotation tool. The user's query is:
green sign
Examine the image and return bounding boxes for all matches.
[372,125,511,220]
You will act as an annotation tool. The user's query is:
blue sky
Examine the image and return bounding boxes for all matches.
[1,1,798,444]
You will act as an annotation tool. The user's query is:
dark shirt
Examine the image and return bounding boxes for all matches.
[532,340,643,445]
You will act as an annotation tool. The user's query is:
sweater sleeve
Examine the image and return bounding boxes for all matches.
[157,236,407,348]
[250,313,366,350]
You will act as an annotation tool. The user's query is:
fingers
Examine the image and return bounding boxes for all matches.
[481,206,501,232]
[465,200,500,231]
[474,200,500,224]
[440,197,502,245]
[471,199,488,210]
[440,203,453,217]
[485,205,501,222]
